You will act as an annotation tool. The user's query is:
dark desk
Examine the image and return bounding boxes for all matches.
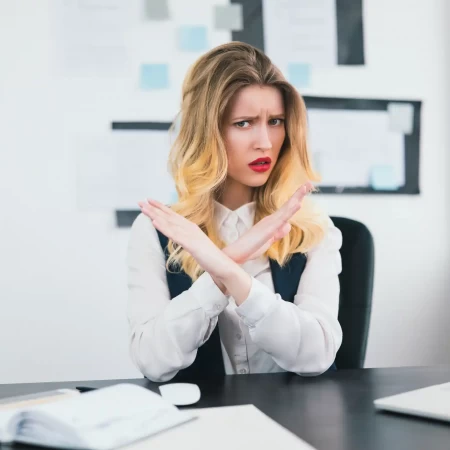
[1,366,450,450]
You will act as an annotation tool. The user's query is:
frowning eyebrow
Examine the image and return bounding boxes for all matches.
[231,113,285,121]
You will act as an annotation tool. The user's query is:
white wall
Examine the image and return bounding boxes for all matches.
[0,0,449,384]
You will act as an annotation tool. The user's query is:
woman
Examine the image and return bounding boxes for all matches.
[128,42,342,382]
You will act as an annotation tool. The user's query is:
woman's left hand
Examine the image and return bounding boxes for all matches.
[223,182,313,264]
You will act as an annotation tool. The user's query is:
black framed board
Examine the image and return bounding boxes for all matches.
[303,96,421,195]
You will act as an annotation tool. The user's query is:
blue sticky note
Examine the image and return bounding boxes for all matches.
[288,63,311,88]
[169,190,178,204]
[140,64,169,90]
[370,166,399,191]
[178,26,208,52]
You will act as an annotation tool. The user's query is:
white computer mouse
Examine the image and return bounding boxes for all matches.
[158,383,201,406]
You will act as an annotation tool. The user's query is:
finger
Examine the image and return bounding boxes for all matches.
[146,199,173,221]
[292,181,313,202]
[151,215,179,243]
[279,182,312,220]
[139,201,165,222]
[273,223,291,240]
[139,200,156,217]
[273,196,300,223]
[150,212,190,248]
[248,222,291,260]
[291,181,313,201]
[138,201,155,218]
[272,187,302,221]
[147,198,173,215]
[147,198,188,227]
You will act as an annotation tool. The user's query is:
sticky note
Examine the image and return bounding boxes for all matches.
[388,102,414,135]
[287,63,311,88]
[144,0,170,20]
[370,166,399,191]
[140,64,169,90]
[214,4,244,31]
[178,26,208,52]
[169,190,178,204]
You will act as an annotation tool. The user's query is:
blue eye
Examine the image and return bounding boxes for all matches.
[269,118,284,126]
[234,121,250,128]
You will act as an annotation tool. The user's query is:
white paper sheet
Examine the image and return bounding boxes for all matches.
[114,131,175,209]
[125,404,316,450]
[76,130,175,210]
[308,109,405,188]
[263,0,337,69]
[53,0,130,75]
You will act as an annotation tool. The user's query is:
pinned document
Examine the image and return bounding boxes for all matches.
[144,0,170,20]
[263,0,338,67]
[214,4,244,31]
[140,64,169,90]
[388,102,414,135]
[370,165,399,191]
[178,26,208,52]
[79,0,122,7]
[76,130,174,210]
[54,0,130,76]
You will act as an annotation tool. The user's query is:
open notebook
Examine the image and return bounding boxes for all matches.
[0,384,195,449]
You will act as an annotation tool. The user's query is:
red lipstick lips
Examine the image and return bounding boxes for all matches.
[249,157,272,173]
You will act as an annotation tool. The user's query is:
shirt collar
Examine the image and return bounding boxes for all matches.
[214,201,256,231]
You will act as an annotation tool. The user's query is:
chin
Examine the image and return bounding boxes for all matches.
[243,173,271,187]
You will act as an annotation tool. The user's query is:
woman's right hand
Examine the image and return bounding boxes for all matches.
[224,182,313,264]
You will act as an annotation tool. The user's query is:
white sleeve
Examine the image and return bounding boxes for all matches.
[235,217,343,375]
[127,214,228,382]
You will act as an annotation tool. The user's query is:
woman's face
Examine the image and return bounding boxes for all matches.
[223,84,286,189]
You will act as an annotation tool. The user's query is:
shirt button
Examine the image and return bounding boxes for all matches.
[236,333,242,340]
[239,368,248,374]
[215,304,221,311]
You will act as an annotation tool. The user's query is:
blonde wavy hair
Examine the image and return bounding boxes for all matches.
[167,42,327,280]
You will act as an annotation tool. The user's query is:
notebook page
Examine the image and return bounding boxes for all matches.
[9,384,195,449]
[0,389,79,443]
[22,384,175,429]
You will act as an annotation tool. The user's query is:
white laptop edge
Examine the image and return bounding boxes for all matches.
[374,381,450,422]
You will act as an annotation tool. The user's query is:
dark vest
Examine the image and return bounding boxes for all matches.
[156,230,335,380]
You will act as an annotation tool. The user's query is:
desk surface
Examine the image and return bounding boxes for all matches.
[1,366,450,450]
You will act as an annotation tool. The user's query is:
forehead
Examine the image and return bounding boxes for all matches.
[227,85,284,115]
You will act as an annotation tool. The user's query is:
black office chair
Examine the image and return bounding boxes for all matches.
[331,217,374,369]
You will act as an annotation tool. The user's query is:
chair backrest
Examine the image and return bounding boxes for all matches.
[331,217,374,369]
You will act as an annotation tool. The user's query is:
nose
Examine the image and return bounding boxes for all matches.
[254,124,272,151]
